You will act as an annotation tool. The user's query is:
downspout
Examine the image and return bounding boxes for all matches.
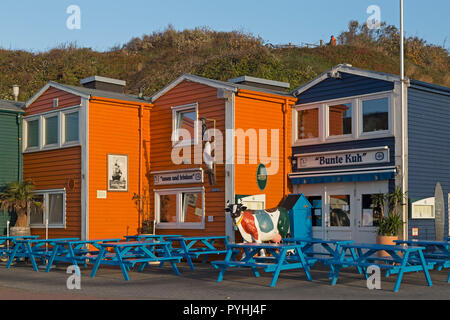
[17,113,23,182]
[282,100,288,198]
[138,104,143,234]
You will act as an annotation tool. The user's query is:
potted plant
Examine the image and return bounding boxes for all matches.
[132,187,155,235]
[0,180,43,236]
[376,187,406,256]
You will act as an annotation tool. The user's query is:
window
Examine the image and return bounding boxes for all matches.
[172,103,198,146]
[29,190,65,228]
[362,97,389,133]
[297,108,319,140]
[361,194,383,227]
[26,119,39,149]
[44,115,58,146]
[329,195,351,227]
[306,196,322,227]
[64,111,79,143]
[328,103,352,136]
[294,93,392,145]
[156,188,204,229]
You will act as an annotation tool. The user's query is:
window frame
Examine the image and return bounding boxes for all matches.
[43,113,60,148]
[293,91,393,146]
[154,187,205,229]
[62,109,80,146]
[359,94,393,137]
[24,116,41,151]
[171,103,199,147]
[294,105,322,144]
[325,99,355,140]
[23,106,81,153]
[29,189,66,229]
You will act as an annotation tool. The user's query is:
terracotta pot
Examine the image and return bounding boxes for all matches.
[376,235,398,257]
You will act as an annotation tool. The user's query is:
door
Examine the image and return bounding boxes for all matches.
[354,181,388,243]
[296,181,388,243]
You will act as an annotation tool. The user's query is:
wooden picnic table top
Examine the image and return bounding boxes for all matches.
[395,239,450,246]
[227,242,303,250]
[171,236,228,241]
[340,242,426,252]
[99,241,170,247]
[15,238,79,244]
[283,238,354,245]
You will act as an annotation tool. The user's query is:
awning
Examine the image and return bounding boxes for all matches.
[289,167,397,185]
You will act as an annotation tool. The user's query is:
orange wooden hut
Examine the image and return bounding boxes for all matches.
[23,76,152,240]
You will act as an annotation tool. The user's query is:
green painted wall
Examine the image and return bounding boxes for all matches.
[0,110,22,235]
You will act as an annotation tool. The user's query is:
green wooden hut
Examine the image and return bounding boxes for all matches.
[0,99,25,235]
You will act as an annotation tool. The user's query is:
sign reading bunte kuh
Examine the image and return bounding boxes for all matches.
[297,147,389,169]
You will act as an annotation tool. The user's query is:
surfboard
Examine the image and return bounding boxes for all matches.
[434,182,445,241]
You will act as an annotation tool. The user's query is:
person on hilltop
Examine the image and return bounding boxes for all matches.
[328,35,337,46]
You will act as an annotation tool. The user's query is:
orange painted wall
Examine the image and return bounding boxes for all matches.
[234,92,296,208]
[149,80,227,237]
[88,97,151,240]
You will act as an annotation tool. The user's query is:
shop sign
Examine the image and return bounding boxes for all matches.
[256,163,268,191]
[297,147,389,169]
[154,169,203,186]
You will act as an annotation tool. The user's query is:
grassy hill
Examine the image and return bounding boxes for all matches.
[0,21,448,101]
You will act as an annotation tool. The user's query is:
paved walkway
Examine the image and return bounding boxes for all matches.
[0,261,448,300]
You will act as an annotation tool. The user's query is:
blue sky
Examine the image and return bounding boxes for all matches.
[0,0,448,52]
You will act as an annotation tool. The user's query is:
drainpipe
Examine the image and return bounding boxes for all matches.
[139,104,143,233]
[282,100,288,198]
[400,0,408,240]
[17,113,23,182]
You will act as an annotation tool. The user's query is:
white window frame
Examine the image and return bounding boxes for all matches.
[325,99,355,140]
[359,93,393,138]
[42,113,60,148]
[171,103,199,147]
[23,106,81,153]
[29,189,66,229]
[293,91,394,146]
[61,109,80,146]
[294,105,322,144]
[154,187,205,229]
[24,116,41,151]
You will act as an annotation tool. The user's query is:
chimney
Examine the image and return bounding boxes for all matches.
[228,76,290,92]
[12,85,20,101]
[80,76,126,93]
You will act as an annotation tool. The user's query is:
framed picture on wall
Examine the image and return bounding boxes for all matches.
[107,154,128,192]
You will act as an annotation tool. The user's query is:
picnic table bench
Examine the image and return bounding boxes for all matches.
[395,239,450,283]
[90,241,182,281]
[325,243,433,292]
[6,238,79,271]
[43,238,122,272]
[211,242,312,287]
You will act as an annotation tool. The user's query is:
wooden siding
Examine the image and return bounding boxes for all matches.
[88,98,151,240]
[150,80,227,237]
[234,93,293,209]
[296,72,394,104]
[23,147,82,238]
[0,111,22,234]
[27,87,81,116]
[408,86,450,239]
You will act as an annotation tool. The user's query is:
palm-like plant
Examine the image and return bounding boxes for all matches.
[377,187,407,236]
[0,180,43,228]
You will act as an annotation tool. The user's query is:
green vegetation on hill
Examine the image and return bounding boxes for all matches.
[0,21,448,101]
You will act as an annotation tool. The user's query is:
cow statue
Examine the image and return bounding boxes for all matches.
[225,200,290,245]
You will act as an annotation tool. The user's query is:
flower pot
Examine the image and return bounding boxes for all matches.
[10,226,31,237]
[376,235,398,257]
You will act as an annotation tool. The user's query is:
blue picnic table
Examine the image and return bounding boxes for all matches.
[169,236,230,270]
[283,238,355,278]
[90,241,182,281]
[6,238,79,271]
[124,234,183,242]
[211,242,312,287]
[395,239,450,283]
[44,238,122,272]
[325,243,434,292]
[0,236,39,259]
